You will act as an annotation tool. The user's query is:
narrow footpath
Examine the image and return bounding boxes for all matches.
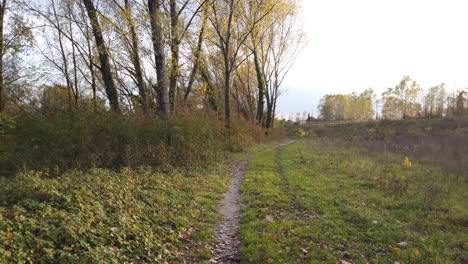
[210,141,295,263]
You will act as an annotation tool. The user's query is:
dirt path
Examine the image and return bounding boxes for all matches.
[210,141,295,263]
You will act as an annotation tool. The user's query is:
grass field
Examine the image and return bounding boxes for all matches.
[240,139,467,263]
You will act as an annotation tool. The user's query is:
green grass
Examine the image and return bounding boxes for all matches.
[240,139,467,263]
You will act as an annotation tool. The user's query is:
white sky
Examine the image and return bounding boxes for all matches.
[278,0,468,117]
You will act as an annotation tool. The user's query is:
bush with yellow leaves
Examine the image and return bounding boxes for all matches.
[402,156,412,169]
[296,128,308,137]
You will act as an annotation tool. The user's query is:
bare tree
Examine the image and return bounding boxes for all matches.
[209,0,275,129]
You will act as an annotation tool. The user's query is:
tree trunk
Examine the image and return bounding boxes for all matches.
[169,0,179,113]
[271,91,278,128]
[184,9,207,108]
[0,0,6,112]
[125,0,148,113]
[148,0,170,118]
[80,2,97,111]
[224,54,231,129]
[199,62,217,112]
[83,0,120,112]
[253,49,265,126]
[51,0,73,112]
[266,101,273,128]
[68,4,79,109]
[86,28,97,111]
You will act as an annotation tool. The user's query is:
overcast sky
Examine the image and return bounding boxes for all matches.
[278,0,468,117]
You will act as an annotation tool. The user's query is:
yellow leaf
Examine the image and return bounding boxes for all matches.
[388,245,400,253]
[177,204,183,209]
[413,249,421,257]
[7,231,13,241]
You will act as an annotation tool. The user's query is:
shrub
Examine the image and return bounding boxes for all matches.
[0,114,16,174]
[2,112,269,176]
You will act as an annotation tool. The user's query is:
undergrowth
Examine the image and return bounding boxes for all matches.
[0,166,229,262]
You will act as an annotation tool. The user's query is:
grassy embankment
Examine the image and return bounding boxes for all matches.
[240,139,467,263]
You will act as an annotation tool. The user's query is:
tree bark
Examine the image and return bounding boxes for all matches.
[67,4,79,109]
[183,8,207,108]
[125,0,148,112]
[148,0,170,118]
[51,1,73,112]
[83,0,120,112]
[265,92,273,128]
[86,22,97,111]
[224,54,231,129]
[253,48,265,126]
[0,0,6,112]
[199,62,217,112]
[169,0,179,113]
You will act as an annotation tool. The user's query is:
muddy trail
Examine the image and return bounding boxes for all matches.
[210,141,295,263]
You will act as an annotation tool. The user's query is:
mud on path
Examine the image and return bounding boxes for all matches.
[210,141,295,263]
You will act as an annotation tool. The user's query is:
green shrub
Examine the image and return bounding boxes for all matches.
[2,112,266,175]
[0,114,16,174]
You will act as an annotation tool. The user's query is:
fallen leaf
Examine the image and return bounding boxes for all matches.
[319,242,328,249]
[301,248,308,254]
[388,245,400,253]
[6,231,13,241]
[267,258,274,263]
[396,241,407,247]
[285,246,291,253]
[265,215,274,222]
[413,249,421,257]
[340,260,352,264]
[4,212,15,220]
[177,204,183,209]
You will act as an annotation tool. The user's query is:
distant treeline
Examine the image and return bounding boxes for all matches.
[318,76,468,121]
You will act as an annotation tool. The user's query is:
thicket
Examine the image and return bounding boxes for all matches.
[0,112,269,176]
